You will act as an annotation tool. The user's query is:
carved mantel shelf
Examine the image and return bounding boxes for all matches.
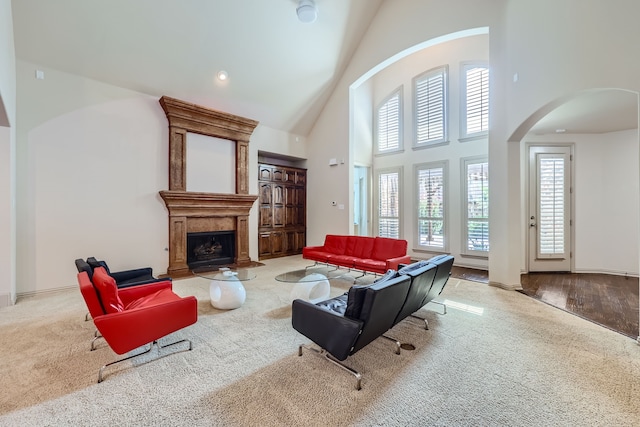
[159,191,258,217]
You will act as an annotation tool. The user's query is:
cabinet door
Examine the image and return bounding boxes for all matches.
[259,183,273,227]
[271,231,285,255]
[272,184,285,227]
[272,168,285,182]
[285,186,297,227]
[283,168,296,184]
[295,170,306,186]
[295,231,306,253]
[258,233,272,257]
[259,165,273,181]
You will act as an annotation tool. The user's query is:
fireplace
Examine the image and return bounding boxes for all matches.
[187,231,235,269]
[158,96,259,277]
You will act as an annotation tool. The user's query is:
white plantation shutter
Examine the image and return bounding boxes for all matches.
[416,164,445,248]
[463,65,489,137]
[378,171,400,238]
[465,159,489,253]
[415,67,446,146]
[538,156,566,256]
[376,91,401,153]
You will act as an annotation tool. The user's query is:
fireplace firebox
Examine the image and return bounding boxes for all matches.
[187,231,235,269]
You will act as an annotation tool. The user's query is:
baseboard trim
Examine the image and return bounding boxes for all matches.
[16,285,75,301]
[0,293,12,308]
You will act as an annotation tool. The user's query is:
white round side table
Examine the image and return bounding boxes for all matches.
[193,268,256,310]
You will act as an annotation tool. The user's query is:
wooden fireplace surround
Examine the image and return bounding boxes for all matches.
[158,96,259,277]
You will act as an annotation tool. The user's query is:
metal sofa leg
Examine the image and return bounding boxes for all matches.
[410,314,429,330]
[298,344,362,390]
[381,334,402,354]
[97,338,193,383]
[430,299,447,314]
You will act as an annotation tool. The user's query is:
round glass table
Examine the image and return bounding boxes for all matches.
[192,267,257,310]
[275,267,336,303]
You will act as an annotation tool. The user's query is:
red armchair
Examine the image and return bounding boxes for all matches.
[77,267,198,382]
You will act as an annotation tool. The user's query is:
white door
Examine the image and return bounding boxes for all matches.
[528,145,573,272]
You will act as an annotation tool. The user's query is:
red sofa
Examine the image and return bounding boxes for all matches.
[302,235,411,274]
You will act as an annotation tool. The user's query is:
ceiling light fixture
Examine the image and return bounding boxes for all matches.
[297,0,318,24]
[217,70,228,81]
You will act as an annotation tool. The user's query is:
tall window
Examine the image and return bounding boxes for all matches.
[377,169,401,238]
[375,89,402,154]
[463,158,489,254]
[415,162,446,249]
[461,63,489,139]
[414,66,447,147]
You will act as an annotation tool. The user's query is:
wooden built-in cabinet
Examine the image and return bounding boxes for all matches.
[258,163,306,259]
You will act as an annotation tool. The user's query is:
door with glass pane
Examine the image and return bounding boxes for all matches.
[528,145,572,272]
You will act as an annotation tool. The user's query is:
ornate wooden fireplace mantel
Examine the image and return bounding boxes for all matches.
[158,96,259,277]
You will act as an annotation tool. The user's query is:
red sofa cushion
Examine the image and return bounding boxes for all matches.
[324,234,347,255]
[371,237,407,261]
[302,248,330,262]
[92,267,124,313]
[350,236,375,259]
[354,258,387,274]
[326,254,358,268]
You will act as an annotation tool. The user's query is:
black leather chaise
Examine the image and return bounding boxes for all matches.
[292,271,411,390]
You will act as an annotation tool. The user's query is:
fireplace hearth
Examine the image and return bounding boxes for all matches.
[187,231,235,269]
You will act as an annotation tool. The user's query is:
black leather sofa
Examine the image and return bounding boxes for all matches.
[292,270,411,389]
[291,255,454,389]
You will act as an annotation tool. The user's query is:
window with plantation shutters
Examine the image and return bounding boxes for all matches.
[414,67,447,147]
[377,169,401,238]
[537,156,566,256]
[463,158,489,254]
[461,64,489,138]
[375,89,402,154]
[415,162,446,249]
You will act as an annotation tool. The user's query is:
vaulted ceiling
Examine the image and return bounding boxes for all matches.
[12,0,383,136]
[11,0,638,138]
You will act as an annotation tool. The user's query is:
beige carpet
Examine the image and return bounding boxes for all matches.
[1,255,639,426]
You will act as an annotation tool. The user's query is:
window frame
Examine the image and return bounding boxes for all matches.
[460,62,489,141]
[413,66,448,149]
[374,87,403,155]
[375,167,403,239]
[461,156,489,257]
[414,161,448,252]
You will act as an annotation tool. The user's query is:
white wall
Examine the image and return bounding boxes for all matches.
[0,0,16,307]
[186,134,235,194]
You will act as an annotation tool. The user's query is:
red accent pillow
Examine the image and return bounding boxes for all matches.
[92,267,124,313]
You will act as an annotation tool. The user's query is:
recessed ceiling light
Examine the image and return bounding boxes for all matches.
[217,70,228,81]
[555,128,566,133]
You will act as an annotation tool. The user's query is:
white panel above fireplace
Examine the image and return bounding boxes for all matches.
[186,133,235,193]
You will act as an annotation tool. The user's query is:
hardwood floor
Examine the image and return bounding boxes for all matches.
[450,267,640,340]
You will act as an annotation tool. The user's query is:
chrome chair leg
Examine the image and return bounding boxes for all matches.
[298,344,362,390]
[97,338,193,383]
[85,312,91,322]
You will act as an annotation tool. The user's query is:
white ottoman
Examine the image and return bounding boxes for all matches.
[289,273,330,303]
